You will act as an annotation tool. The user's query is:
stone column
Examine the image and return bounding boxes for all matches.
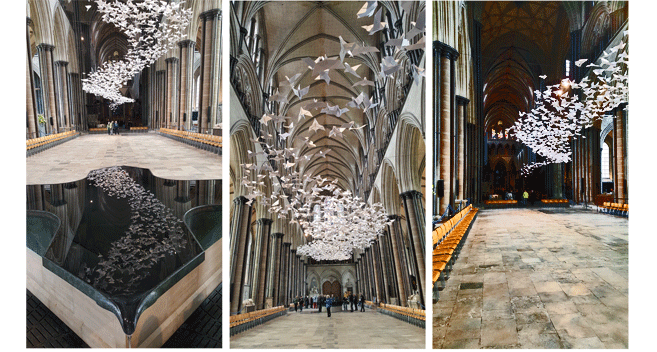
[290,249,298,298]
[615,107,626,202]
[177,40,195,131]
[251,218,272,309]
[54,61,71,130]
[26,18,38,139]
[370,242,382,303]
[400,190,425,305]
[37,44,59,134]
[377,235,391,304]
[165,57,178,129]
[280,242,291,306]
[199,9,221,133]
[387,215,408,306]
[229,196,252,314]
[268,233,284,307]
[456,96,469,200]
[436,42,459,215]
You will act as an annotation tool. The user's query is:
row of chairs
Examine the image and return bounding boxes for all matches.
[159,128,222,155]
[483,200,517,205]
[541,199,570,207]
[26,130,78,157]
[229,306,287,336]
[599,202,629,217]
[432,204,478,301]
[378,303,425,328]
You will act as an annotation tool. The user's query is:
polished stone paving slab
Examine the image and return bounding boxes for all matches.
[26,133,222,184]
[231,308,425,349]
[433,208,628,349]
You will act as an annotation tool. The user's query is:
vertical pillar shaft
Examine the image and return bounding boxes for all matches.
[388,215,408,306]
[37,44,59,134]
[400,190,425,305]
[229,196,252,314]
[252,218,272,309]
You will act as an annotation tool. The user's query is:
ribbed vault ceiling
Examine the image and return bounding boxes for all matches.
[258,1,384,193]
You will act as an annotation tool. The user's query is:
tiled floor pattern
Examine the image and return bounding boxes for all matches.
[231,308,425,349]
[433,208,628,349]
[26,132,222,184]
[27,282,222,348]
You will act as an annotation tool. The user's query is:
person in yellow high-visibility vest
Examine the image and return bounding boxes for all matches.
[523,190,529,206]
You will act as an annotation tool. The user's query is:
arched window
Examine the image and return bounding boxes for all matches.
[601,142,611,180]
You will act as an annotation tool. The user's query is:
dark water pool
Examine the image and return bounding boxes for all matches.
[26,166,221,335]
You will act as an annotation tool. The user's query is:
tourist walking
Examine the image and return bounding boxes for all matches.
[294,296,298,312]
[326,295,334,318]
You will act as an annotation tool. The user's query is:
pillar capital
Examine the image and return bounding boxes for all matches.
[233,195,252,206]
[200,8,221,20]
[165,57,179,64]
[290,249,296,254]
[387,214,401,221]
[27,17,32,26]
[455,95,470,106]
[240,26,248,35]
[256,217,273,226]
[54,60,69,67]
[36,43,55,52]
[400,190,423,200]
[434,41,459,60]
[177,39,195,48]
[282,242,291,248]
[272,232,285,239]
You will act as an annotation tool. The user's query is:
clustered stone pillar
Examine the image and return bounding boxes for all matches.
[199,9,221,134]
[614,105,627,203]
[230,196,253,315]
[26,18,38,139]
[572,126,601,203]
[251,218,272,310]
[177,40,195,131]
[267,232,284,307]
[37,44,59,134]
[165,57,179,129]
[435,42,459,215]
[400,190,425,306]
[54,60,71,131]
[388,215,409,306]
[280,242,291,306]
[456,96,470,201]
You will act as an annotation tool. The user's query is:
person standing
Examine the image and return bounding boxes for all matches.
[107,122,111,135]
[326,295,333,318]
[523,190,529,206]
[318,295,323,313]
[299,297,303,312]
[349,293,355,312]
[294,296,298,312]
[359,293,365,312]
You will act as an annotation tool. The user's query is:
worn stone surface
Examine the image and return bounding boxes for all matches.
[26,133,222,184]
[433,208,628,348]
[230,308,424,349]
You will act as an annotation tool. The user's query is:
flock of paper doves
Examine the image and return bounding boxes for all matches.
[241,1,425,260]
[509,31,629,175]
[81,0,193,109]
[81,167,189,295]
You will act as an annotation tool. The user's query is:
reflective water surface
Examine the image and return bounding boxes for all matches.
[26,166,221,335]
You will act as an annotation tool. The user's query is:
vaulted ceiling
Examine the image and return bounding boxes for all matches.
[480,1,570,131]
[255,1,387,193]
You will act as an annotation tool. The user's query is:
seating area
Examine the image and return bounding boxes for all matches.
[26,131,78,157]
[229,306,287,336]
[540,198,570,207]
[128,126,148,132]
[599,202,629,217]
[483,199,518,207]
[159,128,222,155]
[432,204,479,301]
[88,127,106,133]
[378,303,425,328]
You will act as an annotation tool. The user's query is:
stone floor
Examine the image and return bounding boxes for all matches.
[26,132,222,184]
[433,208,628,349]
[231,308,425,349]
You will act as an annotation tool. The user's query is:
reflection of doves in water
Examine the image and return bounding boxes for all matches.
[85,167,189,294]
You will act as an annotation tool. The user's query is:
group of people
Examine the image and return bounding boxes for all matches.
[293,293,367,318]
[107,121,120,135]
